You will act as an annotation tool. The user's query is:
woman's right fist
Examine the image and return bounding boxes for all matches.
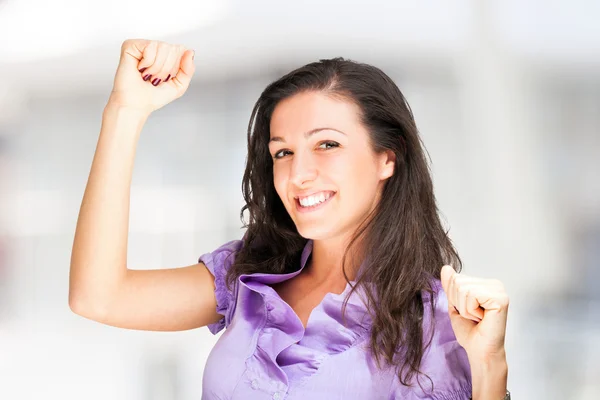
[108,39,195,114]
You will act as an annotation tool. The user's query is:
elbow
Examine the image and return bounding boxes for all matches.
[68,292,86,316]
[68,290,109,322]
[68,269,124,323]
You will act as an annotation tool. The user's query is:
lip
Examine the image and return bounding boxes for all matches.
[294,192,336,213]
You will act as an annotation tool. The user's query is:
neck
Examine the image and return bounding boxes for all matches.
[306,234,364,289]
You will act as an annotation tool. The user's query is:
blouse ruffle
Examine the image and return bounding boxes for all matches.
[235,240,373,389]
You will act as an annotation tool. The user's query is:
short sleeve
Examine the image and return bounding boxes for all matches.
[198,239,244,335]
[389,280,472,399]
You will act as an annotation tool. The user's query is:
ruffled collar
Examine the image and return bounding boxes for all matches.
[239,239,372,333]
[237,239,373,386]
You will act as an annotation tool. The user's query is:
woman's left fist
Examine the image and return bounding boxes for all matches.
[440,265,509,358]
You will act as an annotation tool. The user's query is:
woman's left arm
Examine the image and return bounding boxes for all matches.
[440,265,510,400]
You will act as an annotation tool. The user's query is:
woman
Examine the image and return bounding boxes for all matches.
[69,39,510,399]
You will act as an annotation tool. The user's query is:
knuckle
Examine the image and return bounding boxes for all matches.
[146,40,158,51]
[449,272,457,284]
[121,39,135,52]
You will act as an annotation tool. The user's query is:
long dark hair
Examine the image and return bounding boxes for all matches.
[225,57,462,389]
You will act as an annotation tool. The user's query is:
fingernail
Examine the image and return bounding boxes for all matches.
[152,78,161,86]
[139,67,147,73]
[165,74,171,82]
[143,74,152,81]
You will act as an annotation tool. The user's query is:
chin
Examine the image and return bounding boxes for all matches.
[294,222,337,241]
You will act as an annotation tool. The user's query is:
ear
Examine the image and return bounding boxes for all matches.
[378,150,396,180]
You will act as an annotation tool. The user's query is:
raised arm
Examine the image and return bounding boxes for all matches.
[69,39,221,331]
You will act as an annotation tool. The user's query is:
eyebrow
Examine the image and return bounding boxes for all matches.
[269,127,346,143]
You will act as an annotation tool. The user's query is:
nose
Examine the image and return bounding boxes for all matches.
[289,150,318,188]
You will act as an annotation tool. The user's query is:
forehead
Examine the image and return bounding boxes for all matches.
[269,91,362,138]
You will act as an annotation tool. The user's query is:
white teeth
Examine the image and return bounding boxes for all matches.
[298,192,332,207]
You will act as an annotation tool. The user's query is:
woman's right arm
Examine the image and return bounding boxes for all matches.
[69,39,222,331]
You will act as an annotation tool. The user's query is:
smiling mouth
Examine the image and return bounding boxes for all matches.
[294,191,336,211]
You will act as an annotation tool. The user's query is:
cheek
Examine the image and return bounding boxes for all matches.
[326,153,375,182]
[337,156,380,194]
[272,165,287,199]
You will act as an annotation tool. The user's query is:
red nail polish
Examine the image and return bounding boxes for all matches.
[139,67,147,73]
[152,78,161,86]
[165,74,171,82]
[143,74,152,81]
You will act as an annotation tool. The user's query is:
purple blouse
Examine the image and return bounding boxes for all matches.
[198,239,472,399]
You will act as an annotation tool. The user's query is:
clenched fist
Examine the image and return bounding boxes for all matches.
[107,39,196,114]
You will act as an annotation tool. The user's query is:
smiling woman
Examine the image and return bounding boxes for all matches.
[267,92,395,246]
[70,39,509,400]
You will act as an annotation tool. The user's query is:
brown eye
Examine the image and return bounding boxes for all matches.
[274,149,292,159]
[318,141,340,150]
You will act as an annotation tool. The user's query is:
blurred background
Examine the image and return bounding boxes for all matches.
[0,0,599,399]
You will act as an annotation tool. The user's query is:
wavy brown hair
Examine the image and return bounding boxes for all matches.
[224,57,462,391]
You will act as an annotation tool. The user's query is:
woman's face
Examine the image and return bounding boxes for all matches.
[269,90,395,242]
